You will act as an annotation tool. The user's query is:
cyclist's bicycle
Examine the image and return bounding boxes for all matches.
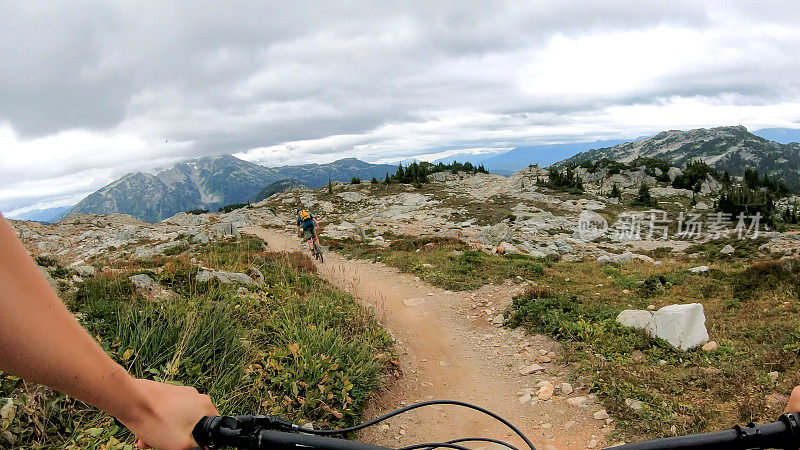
[301,232,324,263]
[309,237,324,263]
[192,399,800,449]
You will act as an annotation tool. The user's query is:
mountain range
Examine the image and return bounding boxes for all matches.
[428,127,798,176]
[24,125,800,224]
[10,205,72,223]
[63,156,396,222]
[555,125,800,191]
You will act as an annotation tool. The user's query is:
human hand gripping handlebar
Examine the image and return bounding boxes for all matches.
[192,415,391,450]
[191,401,800,450]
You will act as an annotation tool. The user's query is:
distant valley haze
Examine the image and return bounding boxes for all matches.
[2,1,800,219]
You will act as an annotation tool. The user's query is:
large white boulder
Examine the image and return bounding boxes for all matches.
[616,303,709,351]
[647,303,709,351]
[616,310,653,330]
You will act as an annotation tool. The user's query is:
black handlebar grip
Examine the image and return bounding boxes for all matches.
[192,415,216,448]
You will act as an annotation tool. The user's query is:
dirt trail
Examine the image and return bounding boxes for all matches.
[243,226,612,450]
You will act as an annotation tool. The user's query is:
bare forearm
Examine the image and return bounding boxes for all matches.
[0,216,152,424]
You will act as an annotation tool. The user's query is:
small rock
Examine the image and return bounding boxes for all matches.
[768,371,779,383]
[492,314,504,325]
[129,274,157,292]
[74,265,96,277]
[625,398,643,411]
[587,439,598,448]
[518,392,532,404]
[720,244,735,255]
[537,382,554,401]
[566,396,588,406]
[560,383,574,395]
[192,232,210,244]
[646,304,656,311]
[702,341,718,351]
[593,409,609,420]
[689,265,709,273]
[247,267,264,284]
[519,364,546,375]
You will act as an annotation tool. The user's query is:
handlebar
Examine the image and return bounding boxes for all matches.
[609,412,800,450]
[192,415,390,450]
[192,412,800,450]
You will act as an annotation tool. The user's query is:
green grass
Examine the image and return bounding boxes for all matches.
[506,257,800,442]
[1,236,392,448]
[327,235,546,290]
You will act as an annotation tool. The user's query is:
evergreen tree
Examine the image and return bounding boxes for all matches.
[327,178,333,194]
[744,167,760,190]
[632,183,656,207]
[609,183,621,199]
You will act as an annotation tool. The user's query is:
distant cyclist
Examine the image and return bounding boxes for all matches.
[296,208,321,250]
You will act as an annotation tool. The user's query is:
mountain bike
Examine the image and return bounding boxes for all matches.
[308,237,324,263]
[300,232,324,263]
[192,399,800,450]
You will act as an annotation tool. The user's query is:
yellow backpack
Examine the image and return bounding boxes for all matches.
[298,209,312,222]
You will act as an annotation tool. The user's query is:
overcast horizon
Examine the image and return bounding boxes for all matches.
[2,1,800,217]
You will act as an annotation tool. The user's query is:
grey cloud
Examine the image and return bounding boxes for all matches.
[1,1,800,214]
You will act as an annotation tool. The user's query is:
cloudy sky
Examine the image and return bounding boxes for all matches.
[2,1,800,217]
